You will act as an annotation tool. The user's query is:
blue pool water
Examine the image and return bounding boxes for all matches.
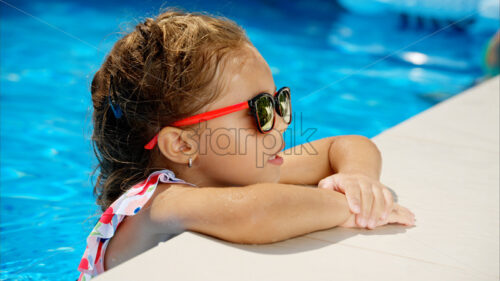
[0,0,497,279]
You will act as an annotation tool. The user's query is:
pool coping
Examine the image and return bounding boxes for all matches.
[95,76,499,281]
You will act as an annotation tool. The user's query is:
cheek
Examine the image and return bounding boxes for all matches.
[210,129,236,155]
[203,129,257,167]
[259,130,284,155]
[197,128,281,185]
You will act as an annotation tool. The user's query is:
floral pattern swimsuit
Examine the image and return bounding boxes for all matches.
[77,170,194,280]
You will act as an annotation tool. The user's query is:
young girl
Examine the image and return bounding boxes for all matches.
[77,9,415,280]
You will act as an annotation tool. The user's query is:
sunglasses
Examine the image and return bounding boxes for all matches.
[144,86,292,149]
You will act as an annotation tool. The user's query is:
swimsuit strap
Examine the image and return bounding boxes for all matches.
[77,169,194,280]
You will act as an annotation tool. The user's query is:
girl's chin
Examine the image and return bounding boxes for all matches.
[264,167,281,183]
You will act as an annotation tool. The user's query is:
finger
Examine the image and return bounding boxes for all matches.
[357,182,373,228]
[367,186,385,229]
[355,214,364,228]
[345,185,361,214]
[387,204,401,224]
[381,187,394,221]
[318,177,334,189]
[399,205,416,226]
[389,204,415,226]
[331,176,349,194]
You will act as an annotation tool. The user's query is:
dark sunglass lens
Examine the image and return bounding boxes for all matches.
[277,89,291,124]
[255,96,274,132]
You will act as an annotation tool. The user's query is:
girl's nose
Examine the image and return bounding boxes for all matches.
[275,112,289,134]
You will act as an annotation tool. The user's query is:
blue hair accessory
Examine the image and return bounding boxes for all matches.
[108,75,123,119]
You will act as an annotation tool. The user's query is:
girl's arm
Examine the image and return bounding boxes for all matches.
[279,135,382,185]
[279,135,398,229]
[147,183,351,244]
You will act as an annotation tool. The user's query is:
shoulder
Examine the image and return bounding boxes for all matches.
[142,182,197,234]
[112,182,195,237]
[104,182,194,270]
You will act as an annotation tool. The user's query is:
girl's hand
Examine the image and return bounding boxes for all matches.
[339,203,416,229]
[318,173,397,229]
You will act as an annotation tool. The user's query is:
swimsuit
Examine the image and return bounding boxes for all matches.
[77,169,194,280]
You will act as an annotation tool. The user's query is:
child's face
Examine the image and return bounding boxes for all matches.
[194,44,288,186]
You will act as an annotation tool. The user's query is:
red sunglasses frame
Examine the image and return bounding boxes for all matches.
[144,87,291,150]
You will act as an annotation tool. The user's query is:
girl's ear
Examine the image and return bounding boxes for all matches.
[157,126,198,165]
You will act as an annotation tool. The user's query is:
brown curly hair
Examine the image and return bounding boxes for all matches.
[90,8,250,211]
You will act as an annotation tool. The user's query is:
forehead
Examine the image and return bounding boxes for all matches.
[213,44,276,107]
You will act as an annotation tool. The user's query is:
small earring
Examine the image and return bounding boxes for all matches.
[188,158,193,168]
